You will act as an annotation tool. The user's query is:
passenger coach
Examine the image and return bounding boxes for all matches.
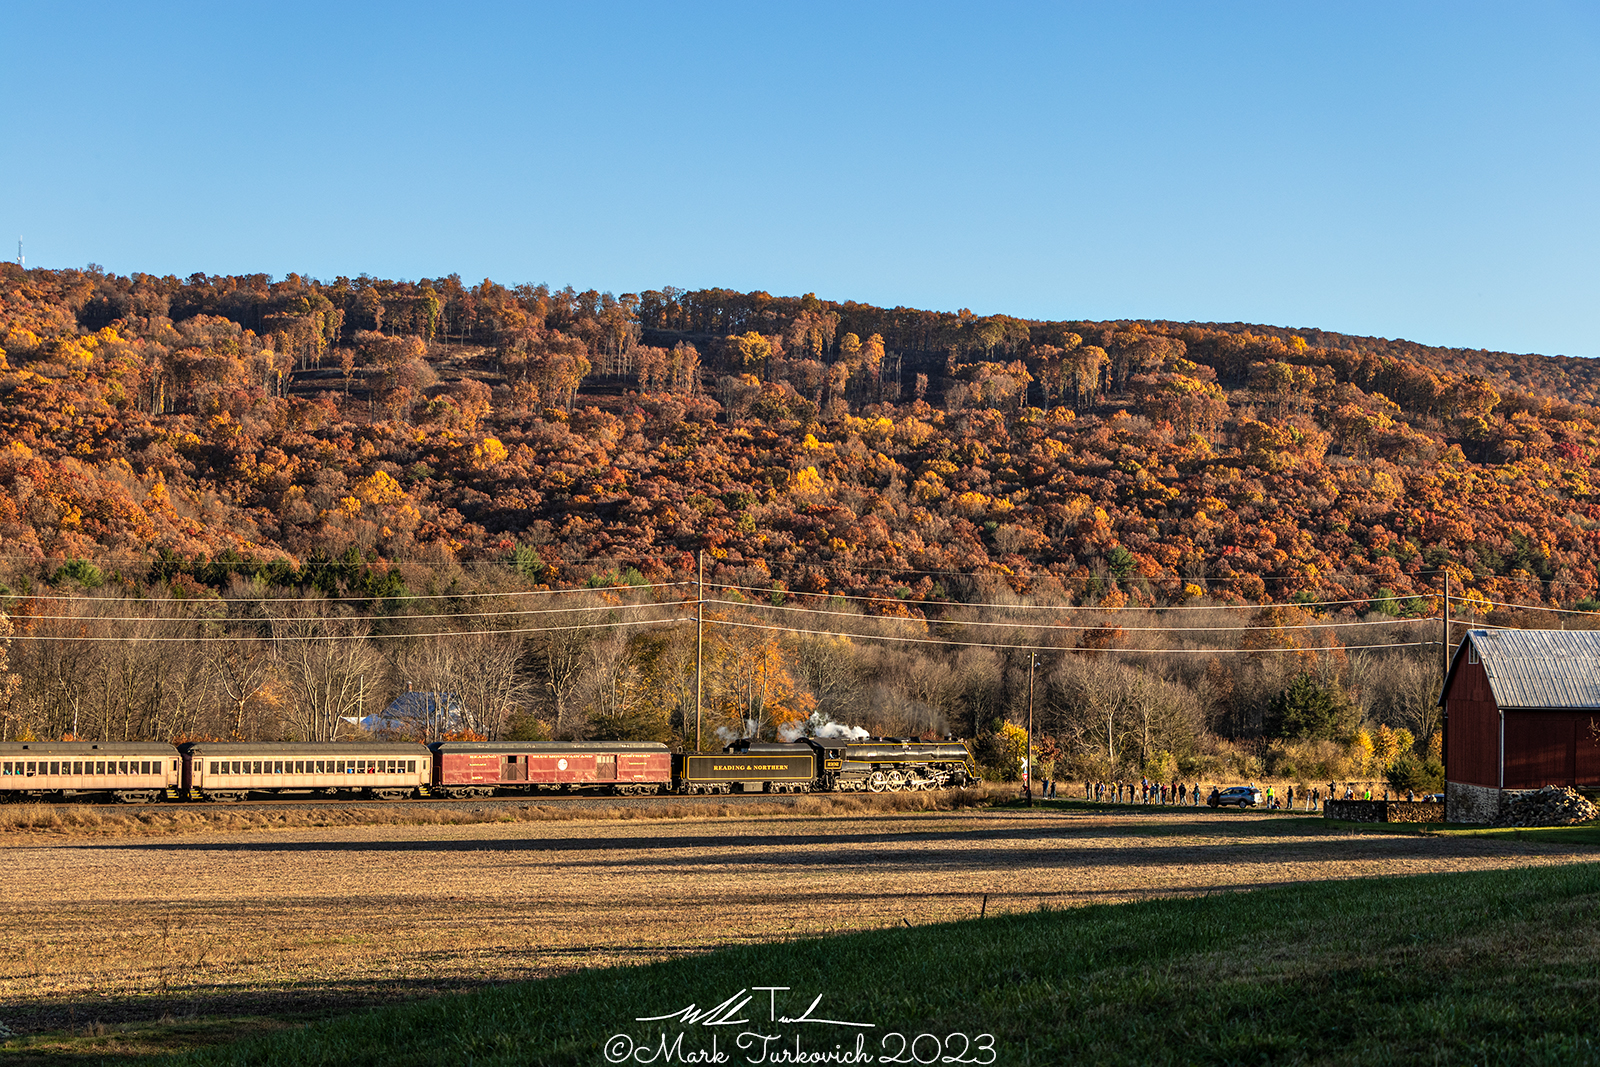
[0,742,180,802]
[180,742,431,801]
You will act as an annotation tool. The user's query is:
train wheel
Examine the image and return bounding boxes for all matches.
[868,771,888,793]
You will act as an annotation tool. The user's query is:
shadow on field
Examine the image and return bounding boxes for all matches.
[1,975,482,1037]
[69,816,1547,876]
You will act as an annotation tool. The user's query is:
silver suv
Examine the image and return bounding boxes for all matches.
[1211,786,1264,808]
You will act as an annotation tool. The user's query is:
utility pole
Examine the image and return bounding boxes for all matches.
[1441,570,1450,786]
[1025,651,1036,807]
[1441,571,1451,684]
[695,549,704,753]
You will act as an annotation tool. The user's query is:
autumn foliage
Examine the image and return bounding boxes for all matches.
[0,265,1593,778]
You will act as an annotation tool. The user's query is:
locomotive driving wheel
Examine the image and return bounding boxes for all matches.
[887,770,907,791]
[868,770,888,793]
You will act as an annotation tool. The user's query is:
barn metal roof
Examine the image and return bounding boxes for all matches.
[1452,629,1600,710]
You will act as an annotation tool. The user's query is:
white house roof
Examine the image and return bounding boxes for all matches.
[1452,628,1600,710]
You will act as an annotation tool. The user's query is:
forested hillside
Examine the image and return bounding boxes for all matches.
[0,265,1594,787]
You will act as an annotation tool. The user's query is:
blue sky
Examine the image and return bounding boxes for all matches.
[4,1,1597,357]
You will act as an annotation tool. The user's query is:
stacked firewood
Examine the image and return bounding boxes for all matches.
[1495,786,1598,827]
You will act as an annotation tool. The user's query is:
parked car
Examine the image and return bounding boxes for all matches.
[1210,785,1264,808]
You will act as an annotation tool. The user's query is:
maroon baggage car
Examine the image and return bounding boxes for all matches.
[428,741,671,798]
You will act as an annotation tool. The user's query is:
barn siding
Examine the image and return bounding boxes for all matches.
[1445,659,1501,788]
[1578,719,1600,785]
[1503,712,1577,788]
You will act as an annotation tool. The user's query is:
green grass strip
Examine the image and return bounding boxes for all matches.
[170,862,1600,1067]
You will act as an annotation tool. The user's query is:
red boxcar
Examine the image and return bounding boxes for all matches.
[428,741,671,797]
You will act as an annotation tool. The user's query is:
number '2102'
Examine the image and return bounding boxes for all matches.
[879,1032,996,1064]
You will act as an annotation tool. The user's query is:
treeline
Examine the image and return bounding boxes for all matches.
[0,571,1454,788]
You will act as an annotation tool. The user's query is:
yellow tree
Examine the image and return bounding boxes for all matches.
[703,613,815,742]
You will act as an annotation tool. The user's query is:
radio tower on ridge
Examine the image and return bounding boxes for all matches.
[16,237,22,268]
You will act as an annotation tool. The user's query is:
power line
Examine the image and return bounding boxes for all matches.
[1,615,687,644]
[701,598,1434,632]
[11,599,689,626]
[710,616,1431,655]
[3,581,691,605]
[712,581,1437,613]
[1448,598,1600,619]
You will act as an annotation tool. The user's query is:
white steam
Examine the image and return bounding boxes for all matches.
[715,720,761,745]
[780,713,870,742]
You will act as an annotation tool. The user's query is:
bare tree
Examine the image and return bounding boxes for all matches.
[210,635,277,740]
[395,631,533,739]
[271,609,382,742]
[533,626,591,738]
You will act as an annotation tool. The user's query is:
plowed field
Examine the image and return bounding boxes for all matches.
[1,806,1592,1036]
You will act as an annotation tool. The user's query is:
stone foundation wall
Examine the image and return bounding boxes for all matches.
[1324,799,1385,822]
[1386,801,1446,823]
[1323,799,1445,823]
[1446,781,1501,824]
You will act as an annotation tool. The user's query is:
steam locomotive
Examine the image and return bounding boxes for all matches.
[0,736,978,803]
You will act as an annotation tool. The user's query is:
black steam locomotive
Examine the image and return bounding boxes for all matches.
[674,737,978,795]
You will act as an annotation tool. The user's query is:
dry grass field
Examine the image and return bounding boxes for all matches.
[0,800,1595,1059]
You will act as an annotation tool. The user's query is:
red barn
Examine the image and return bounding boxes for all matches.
[1442,629,1600,821]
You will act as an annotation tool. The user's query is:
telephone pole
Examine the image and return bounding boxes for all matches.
[695,549,704,753]
[1025,651,1036,807]
[1441,570,1450,785]
[1441,570,1451,683]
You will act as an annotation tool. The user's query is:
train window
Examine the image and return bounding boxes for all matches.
[50,761,60,775]
[271,761,281,774]
[138,761,148,775]
[71,761,81,775]
[96,761,106,775]
[312,760,322,773]
[1,762,10,774]
[25,762,35,775]
[407,760,417,773]
[116,761,126,774]
[209,762,218,775]
[291,761,301,774]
